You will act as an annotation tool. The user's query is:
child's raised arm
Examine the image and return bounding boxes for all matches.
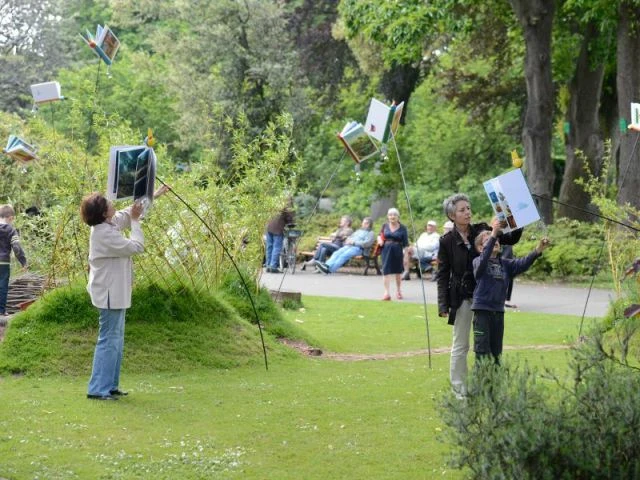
[535,237,551,254]
[490,217,502,238]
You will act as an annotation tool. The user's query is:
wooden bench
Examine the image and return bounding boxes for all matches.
[299,236,381,275]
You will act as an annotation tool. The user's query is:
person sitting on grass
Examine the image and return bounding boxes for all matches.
[472,218,550,366]
[315,217,374,274]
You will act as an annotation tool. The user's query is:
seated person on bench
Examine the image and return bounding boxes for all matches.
[306,215,353,266]
[316,217,374,274]
[402,220,440,280]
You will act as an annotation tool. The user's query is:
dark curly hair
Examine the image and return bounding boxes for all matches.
[80,193,109,226]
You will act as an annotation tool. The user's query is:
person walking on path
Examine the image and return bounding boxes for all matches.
[437,194,522,399]
[377,208,408,301]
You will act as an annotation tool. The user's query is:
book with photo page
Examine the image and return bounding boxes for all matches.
[337,121,380,163]
[107,145,157,208]
[483,168,540,234]
[3,135,38,163]
[80,24,121,65]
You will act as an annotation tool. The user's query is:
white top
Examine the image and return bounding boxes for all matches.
[415,231,440,257]
[86,208,144,309]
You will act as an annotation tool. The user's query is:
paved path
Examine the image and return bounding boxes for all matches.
[261,268,614,318]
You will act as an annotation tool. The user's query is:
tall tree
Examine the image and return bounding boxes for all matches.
[616,0,640,208]
[337,0,446,117]
[0,0,77,112]
[558,22,606,220]
[509,0,556,223]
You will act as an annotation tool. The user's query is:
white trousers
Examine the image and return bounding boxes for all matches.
[450,299,472,394]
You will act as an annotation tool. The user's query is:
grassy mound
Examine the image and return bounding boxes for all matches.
[0,281,307,376]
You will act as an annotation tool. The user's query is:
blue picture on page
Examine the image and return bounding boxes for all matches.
[107,145,157,204]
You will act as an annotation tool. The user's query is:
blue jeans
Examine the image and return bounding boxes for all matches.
[265,232,284,269]
[88,308,126,396]
[313,243,339,263]
[0,264,9,314]
[325,246,362,273]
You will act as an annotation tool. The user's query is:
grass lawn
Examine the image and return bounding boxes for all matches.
[0,295,584,479]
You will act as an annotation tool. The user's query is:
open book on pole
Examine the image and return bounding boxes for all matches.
[3,135,38,163]
[80,24,120,65]
[483,168,540,233]
[364,98,404,144]
[107,145,157,208]
[336,98,405,163]
[337,121,380,164]
[30,81,64,105]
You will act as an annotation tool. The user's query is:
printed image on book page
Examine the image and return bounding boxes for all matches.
[483,168,540,233]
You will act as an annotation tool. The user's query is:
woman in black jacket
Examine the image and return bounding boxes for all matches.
[437,193,522,398]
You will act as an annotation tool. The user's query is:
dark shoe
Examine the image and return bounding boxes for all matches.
[109,389,128,396]
[401,272,410,281]
[316,262,329,274]
[87,394,118,401]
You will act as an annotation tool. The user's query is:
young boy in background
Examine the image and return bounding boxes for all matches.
[0,205,28,316]
[472,218,549,364]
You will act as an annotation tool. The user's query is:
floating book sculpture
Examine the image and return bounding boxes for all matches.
[629,103,640,131]
[80,24,120,66]
[107,145,157,208]
[30,81,64,106]
[337,98,404,163]
[3,135,38,163]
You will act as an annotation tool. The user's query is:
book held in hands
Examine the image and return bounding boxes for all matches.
[483,168,540,234]
[107,145,157,209]
[3,135,38,163]
[80,25,120,66]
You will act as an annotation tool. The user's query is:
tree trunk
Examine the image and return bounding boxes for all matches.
[509,0,555,223]
[558,23,605,221]
[380,62,421,124]
[616,1,640,208]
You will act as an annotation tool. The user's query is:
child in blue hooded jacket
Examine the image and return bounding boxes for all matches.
[472,218,549,364]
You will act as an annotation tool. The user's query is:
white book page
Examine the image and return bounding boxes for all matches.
[364,98,390,143]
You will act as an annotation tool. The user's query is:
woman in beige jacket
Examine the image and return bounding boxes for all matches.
[81,186,167,401]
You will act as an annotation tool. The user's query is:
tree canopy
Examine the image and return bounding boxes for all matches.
[1,0,639,225]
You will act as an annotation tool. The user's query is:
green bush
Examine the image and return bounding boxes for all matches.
[512,218,606,280]
[440,323,640,479]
